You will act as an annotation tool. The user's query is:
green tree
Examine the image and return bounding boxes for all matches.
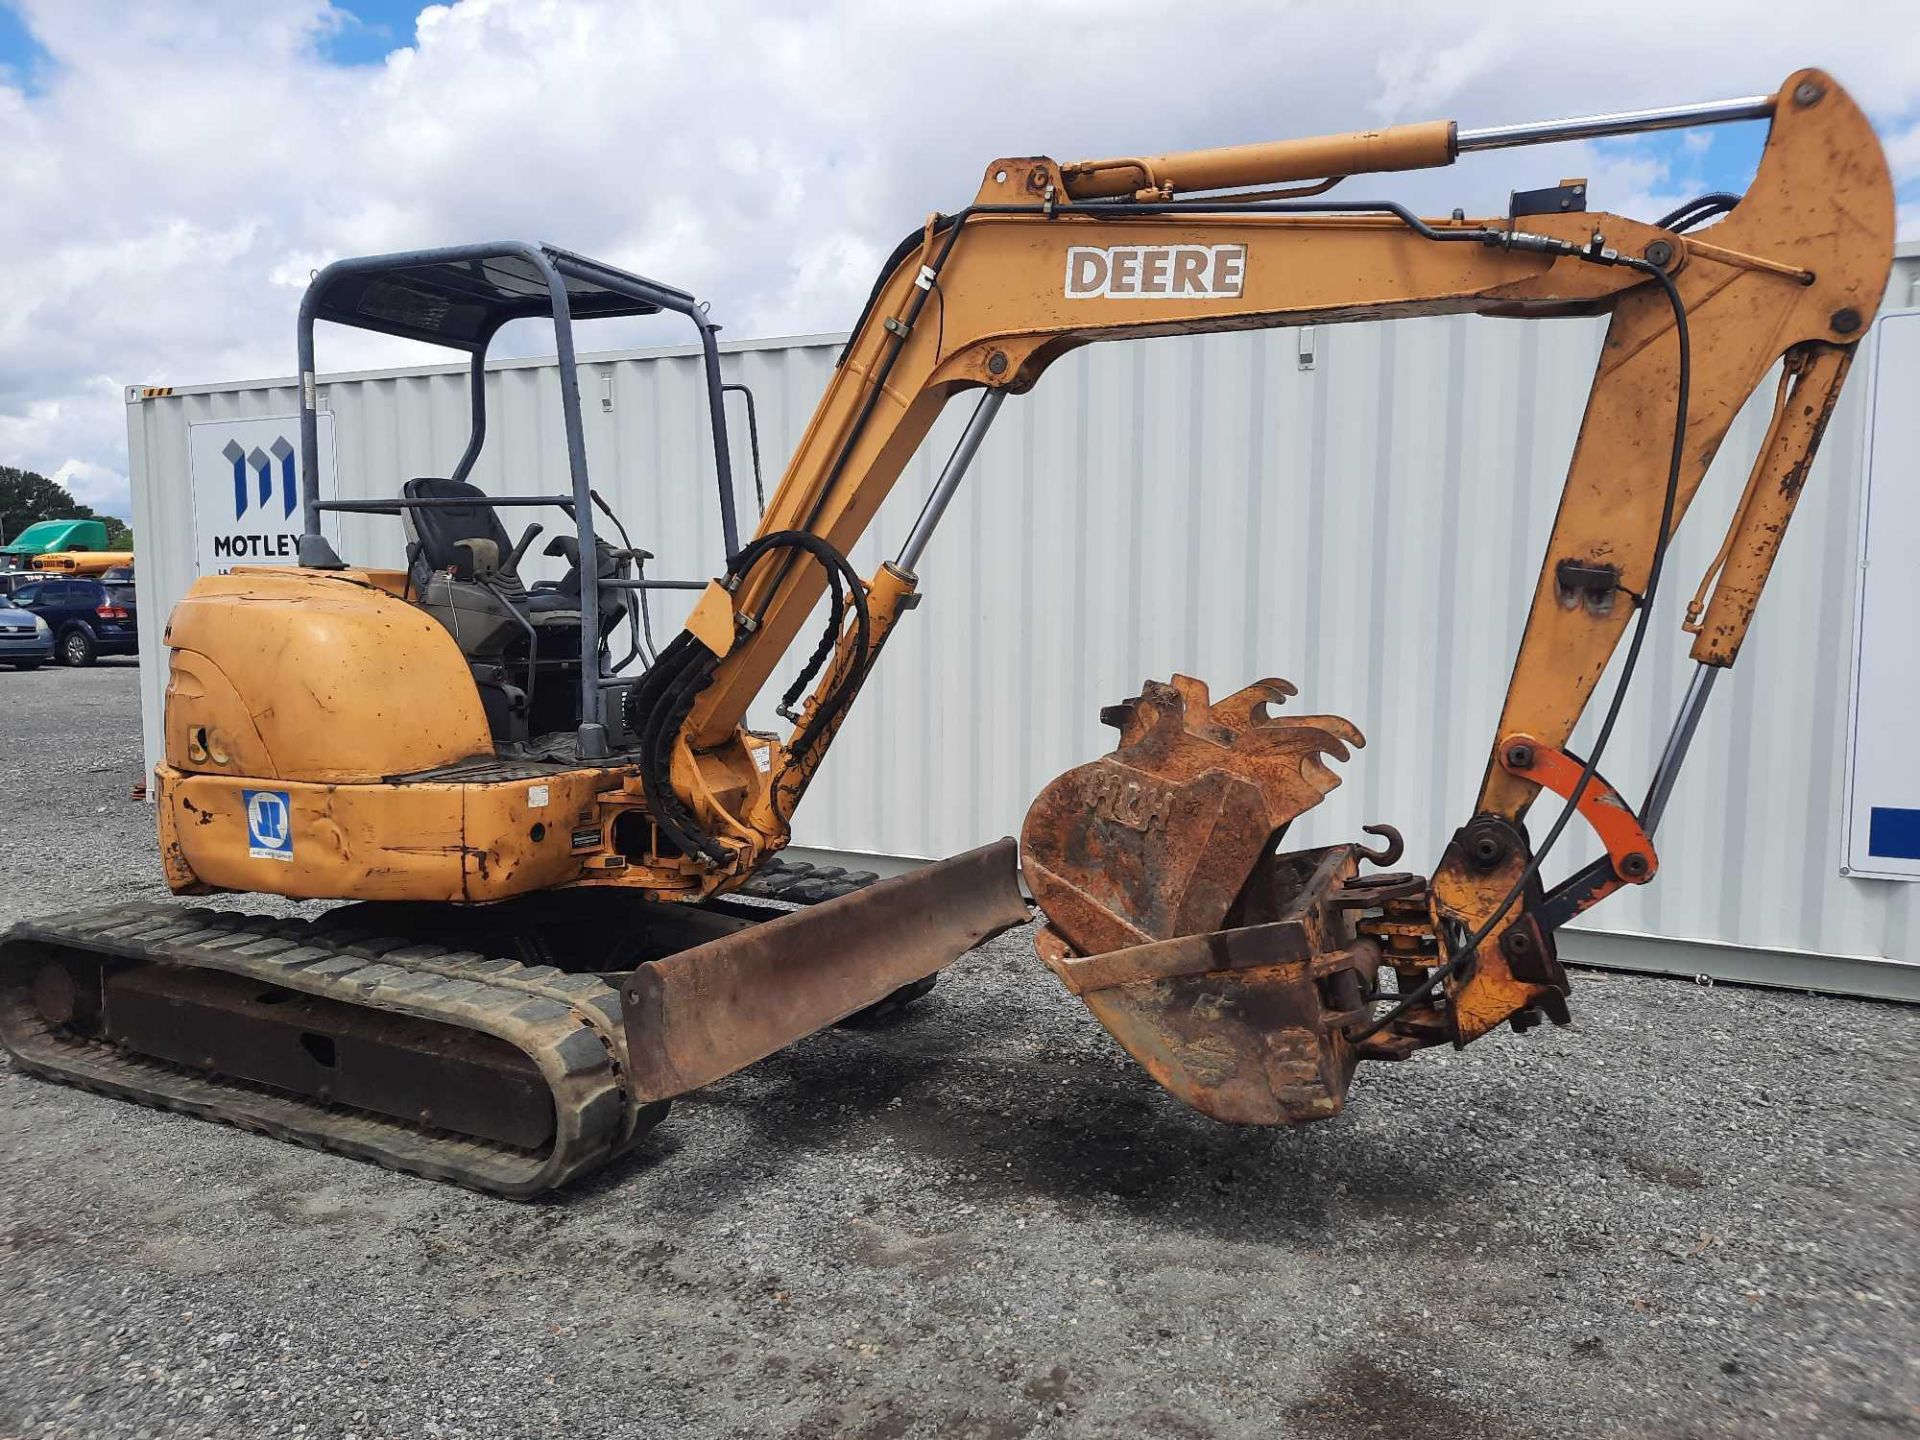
[0,466,133,551]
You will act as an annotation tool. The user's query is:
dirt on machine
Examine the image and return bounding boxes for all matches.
[0,68,1895,1195]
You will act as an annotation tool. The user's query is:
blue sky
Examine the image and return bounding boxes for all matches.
[0,2,45,90]
[0,0,420,76]
[312,0,421,66]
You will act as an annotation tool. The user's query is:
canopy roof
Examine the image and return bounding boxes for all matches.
[307,243,698,350]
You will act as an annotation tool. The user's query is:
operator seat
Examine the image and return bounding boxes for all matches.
[401,477,628,745]
[405,477,520,585]
[402,476,622,630]
[405,478,542,658]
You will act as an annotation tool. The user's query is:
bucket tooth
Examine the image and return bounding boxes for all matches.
[1204,677,1299,733]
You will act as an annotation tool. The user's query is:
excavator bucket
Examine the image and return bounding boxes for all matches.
[1022,676,1392,1123]
[622,839,1029,1102]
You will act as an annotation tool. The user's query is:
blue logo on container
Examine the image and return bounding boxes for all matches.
[224,436,297,521]
[243,789,294,862]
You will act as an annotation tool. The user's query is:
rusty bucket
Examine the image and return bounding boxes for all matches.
[1021,676,1393,1124]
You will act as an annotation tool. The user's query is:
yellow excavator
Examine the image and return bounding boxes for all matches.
[0,69,1893,1194]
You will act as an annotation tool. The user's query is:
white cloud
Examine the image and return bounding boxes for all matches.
[1,0,1916,521]
[50,458,126,512]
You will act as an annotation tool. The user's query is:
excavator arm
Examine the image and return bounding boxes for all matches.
[624,68,1891,1117]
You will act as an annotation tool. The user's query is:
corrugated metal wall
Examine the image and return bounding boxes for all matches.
[128,278,1919,994]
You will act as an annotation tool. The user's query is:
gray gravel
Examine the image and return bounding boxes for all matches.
[0,661,1915,1440]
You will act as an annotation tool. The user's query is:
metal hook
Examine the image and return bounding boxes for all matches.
[1355,823,1405,868]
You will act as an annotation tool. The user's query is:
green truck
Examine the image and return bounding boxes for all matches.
[0,518,111,559]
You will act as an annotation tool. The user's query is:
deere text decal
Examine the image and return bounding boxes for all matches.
[1064,245,1246,300]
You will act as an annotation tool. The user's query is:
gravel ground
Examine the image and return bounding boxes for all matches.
[0,662,1914,1440]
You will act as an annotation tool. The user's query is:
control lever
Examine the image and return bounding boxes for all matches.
[505,522,543,574]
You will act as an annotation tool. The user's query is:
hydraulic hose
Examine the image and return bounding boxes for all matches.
[624,530,871,861]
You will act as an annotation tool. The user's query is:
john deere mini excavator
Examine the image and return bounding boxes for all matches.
[0,70,1892,1194]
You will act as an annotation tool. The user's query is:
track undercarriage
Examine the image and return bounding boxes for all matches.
[0,853,1024,1196]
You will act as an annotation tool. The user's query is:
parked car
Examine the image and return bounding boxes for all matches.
[0,569,42,598]
[8,576,138,666]
[0,601,54,669]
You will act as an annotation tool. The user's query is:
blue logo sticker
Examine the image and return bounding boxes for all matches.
[243,789,294,862]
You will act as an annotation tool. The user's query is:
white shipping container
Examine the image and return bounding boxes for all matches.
[127,255,1920,1000]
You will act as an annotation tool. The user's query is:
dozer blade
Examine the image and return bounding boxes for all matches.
[1022,675,1396,1125]
[622,838,1029,1101]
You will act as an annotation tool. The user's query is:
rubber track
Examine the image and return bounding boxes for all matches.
[734,858,880,905]
[0,903,665,1197]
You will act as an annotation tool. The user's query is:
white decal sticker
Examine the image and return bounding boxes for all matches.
[527,784,550,809]
[1064,244,1246,300]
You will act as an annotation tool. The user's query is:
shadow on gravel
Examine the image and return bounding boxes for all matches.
[556,991,1503,1246]
[865,1076,1493,1245]
[550,996,992,1210]
[1290,1352,1543,1440]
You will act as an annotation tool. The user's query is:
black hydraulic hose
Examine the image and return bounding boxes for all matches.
[780,559,844,720]
[636,575,659,665]
[723,530,871,816]
[1353,255,1692,1043]
[633,555,658,667]
[624,531,870,859]
[1654,191,1742,234]
[731,531,871,746]
[648,662,725,860]
[628,632,725,863]
[776,550,870,761]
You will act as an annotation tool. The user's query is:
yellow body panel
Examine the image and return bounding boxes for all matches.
[157,565,587,901]
[152,564,731,902]
[155,764,604,903]
[164,566,493,782]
